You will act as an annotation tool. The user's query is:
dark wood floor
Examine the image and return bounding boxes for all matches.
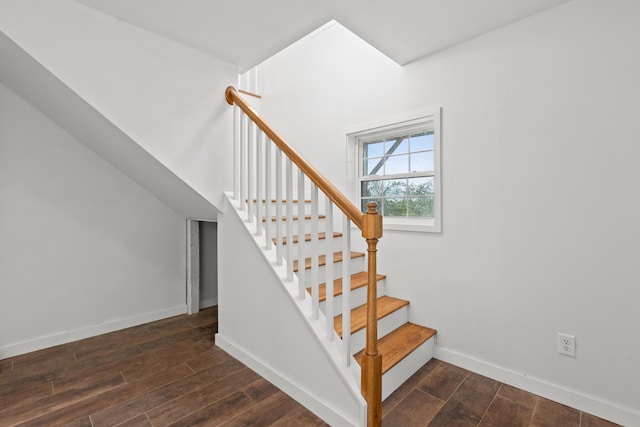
[0,307,620,427]
[383,359,620,427]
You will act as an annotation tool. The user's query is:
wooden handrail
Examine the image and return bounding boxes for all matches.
[226,86,364,229]
[227,86,382,426]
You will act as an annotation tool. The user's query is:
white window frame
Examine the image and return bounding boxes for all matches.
[346,109,441,233]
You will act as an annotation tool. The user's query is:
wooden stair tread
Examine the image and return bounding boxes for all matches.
[308,271,386,302]
[292,251,364,272]
[354,323,437,375]
[275,232,342,245]
[261,214,326,222]
[334,296,409,337]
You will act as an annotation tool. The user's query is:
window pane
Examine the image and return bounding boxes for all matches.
[384,179,407,196]
[385,154,409,175]
[410,151,434,173]
[361,198,382,213]
[383,198,407,217]
[364,157,384,176]
[411,131,434,151]
[385,136,408,155]
[363,141,384,158]
[408,196,434,217]
[408,177,434,196]
[362,180,384,197]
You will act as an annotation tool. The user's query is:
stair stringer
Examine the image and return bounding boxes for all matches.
[216,193,366,427]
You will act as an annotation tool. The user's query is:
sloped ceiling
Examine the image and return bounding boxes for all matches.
[73,0,572,69]
[0,30,222,220]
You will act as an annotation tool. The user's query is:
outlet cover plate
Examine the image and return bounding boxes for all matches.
[558,333,576,357]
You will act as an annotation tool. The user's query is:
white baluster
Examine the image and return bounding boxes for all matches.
[233,106,238,200]
[264,139,271,249]
[247,121,254,223]
[342,215,351,366]
[275,148,283,265]
[325,197,334,341]
[286,159,294,281]
[310,183,319,320]
[255,129,262,236]
[297,171,306,299]
[239,113,246,211]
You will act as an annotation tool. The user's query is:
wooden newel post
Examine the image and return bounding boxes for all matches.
[361,202,383,427]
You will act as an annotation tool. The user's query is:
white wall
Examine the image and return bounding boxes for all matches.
[257,1,640,424]
[0,0,237,211]
[0,83,187,358]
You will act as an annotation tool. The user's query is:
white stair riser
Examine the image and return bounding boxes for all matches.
[318,280,387,314]
[349,306,408,355]
[296,256,365,287]
[248,202,317,216]
[258,218,327,236]
[283,236,344,257]
[381,336,435,401]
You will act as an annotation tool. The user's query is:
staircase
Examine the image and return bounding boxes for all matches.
[223,87,437,426]
[254,197,436,400]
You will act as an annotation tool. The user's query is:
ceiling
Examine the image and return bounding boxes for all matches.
[73,0,572,69]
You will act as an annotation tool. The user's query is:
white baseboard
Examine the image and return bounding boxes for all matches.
[0,305,187,359]
[199,296,218,309]
[436,346,640,427]
[215,333,361,427]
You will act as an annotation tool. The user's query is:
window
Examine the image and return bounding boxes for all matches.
[347,110,441,232]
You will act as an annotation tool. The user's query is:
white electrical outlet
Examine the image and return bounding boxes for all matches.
[558,333,576,357]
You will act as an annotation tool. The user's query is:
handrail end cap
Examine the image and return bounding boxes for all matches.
[225,86,237,105]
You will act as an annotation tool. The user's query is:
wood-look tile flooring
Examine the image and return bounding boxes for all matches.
[383,359,621,427]
[0,307,324,427]
[0,307,620,427]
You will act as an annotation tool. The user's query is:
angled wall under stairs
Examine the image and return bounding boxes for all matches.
[216,194,366,427]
